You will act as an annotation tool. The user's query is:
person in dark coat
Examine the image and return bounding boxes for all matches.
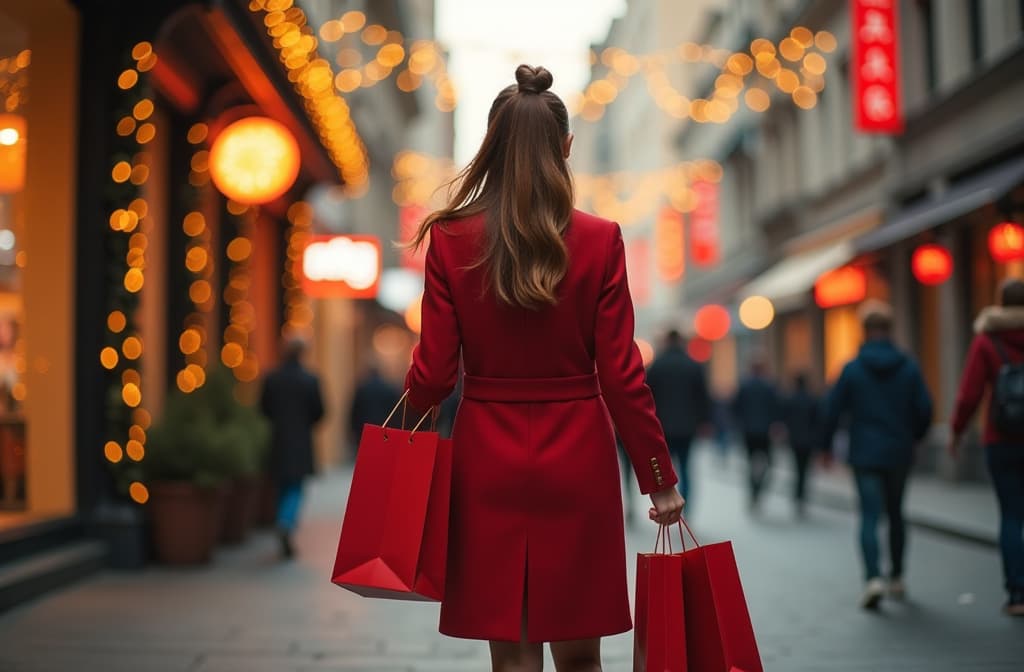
[645,329,710,502]
[348,366,402,454]
[782,372,821,517]
[824,301,932,610]
[951,278,1024,616]
[732,357,782,511]
[260,336,325,558]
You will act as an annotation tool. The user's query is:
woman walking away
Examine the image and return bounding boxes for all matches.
[404,65,685,672]
[951,278,1024,617]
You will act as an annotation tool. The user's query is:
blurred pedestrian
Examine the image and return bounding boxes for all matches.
[710,395,733,464]
[646,328,710,503]
[260,335,325,559]
[349,366,402,455]
[824,301,932,610]
[401,65,684,669]
[782,372,821,518]
[950,278,1024,617]
[732,356,782,512]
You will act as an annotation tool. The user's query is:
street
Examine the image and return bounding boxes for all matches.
[0,447,1020,672]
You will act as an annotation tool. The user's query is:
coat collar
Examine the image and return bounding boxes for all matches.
[974,306,1024,334]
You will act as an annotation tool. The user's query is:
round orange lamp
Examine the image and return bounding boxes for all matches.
[209,116,300,205]
[0,113,27,194]
[989,222,1024,264]
[694,304,731,341]
[911,244,953,285]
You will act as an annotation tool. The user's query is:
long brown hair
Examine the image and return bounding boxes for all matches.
[409,65,574,309]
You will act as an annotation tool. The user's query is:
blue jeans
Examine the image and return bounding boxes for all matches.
[853,466,909,581]
[666,435,693,501]
[986,445,1024,592]
[277,479,304,532]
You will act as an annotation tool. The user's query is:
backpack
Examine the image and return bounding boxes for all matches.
[990,337,1024,435]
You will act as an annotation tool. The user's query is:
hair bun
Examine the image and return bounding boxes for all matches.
[515,65,553,94]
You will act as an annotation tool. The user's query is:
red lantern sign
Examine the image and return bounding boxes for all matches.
[815,266,867,309]
[989,222,1024,263]
[851,0,903,134]
[694,304,730,342]
[300,235,382,298]
[911,244,952,285]
[690,180,720,267]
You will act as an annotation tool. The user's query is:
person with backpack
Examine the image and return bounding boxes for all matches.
[824,301,933,610]
[951,278,1024,617]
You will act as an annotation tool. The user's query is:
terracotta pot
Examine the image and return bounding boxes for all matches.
[255,473,277,529]
[148,482,217,565]
[206,484,229,548]
[221,476,259,544]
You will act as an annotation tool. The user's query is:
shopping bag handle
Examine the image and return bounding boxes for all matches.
[382,390,437,443]
[652,519,701,554]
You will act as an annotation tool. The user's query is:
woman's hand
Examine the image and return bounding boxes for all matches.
[648,486,685,525]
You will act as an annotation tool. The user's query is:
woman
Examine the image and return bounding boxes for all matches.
[404,65,685,672]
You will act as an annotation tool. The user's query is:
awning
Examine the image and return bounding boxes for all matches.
[738,241,856,311]
[855,154,1024,253]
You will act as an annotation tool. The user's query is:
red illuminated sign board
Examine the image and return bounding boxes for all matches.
[626,238,651,307]
[851,0,903,134]
[655,207,685,283]
[814,266,867,309]
[300,235,382,299]
[690,180,719,267]
[398,205,430,272]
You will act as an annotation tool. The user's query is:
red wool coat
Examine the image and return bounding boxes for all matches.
[405,209,678,643]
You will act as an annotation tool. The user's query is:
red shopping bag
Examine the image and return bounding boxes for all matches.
[331,396,452,601]
[679,521,763,672]
[634,525,687,672]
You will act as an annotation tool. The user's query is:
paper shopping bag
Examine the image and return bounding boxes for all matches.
[681,538,763,672]
[331,401,451,601]
[633,526,687,672]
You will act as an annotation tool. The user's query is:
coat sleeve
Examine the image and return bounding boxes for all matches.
[405,231,461,413]
[595,224,677,495]
[952,335,991,437]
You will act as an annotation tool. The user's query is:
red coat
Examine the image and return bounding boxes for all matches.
[952,306,1024,445]
[405,210,678,643]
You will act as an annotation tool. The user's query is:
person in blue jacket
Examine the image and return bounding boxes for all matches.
[824,300,933,610]
[732,355,783,512]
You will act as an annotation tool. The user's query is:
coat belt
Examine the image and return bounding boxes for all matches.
[462,373,601,403]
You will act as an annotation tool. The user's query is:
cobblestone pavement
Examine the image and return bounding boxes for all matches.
[0,448,1022,672]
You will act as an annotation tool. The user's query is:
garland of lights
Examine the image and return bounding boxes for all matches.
[221,203,260,383]
[175,123,214,394]
[575,28,838,123]
[100,42,158,506]
[282,202,314,335]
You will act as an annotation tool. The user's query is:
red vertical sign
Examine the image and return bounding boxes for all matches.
[399,205,430,272]
[690,180,719,267]
[851,0,903,134]
[626,238,651,307]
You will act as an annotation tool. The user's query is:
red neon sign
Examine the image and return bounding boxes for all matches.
[851,0,903,134]
[690,180,720,267]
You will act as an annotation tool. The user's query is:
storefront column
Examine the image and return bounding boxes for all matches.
[313,297,356,469]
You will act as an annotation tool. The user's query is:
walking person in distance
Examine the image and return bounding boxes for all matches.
[950,278,1024,616]
[824,301,933,609]
[733,356,782,512]
[403,65,685,672]
[646,328,710,505]
[782,372,822,518]
[259,335,325,559]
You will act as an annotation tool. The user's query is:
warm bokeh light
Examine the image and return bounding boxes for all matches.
[209,116,301,204]
[132,408,151,429]
[122,383,142,408]
[104,441,123,464]
[0,113,27,193]
[694,304,731,341]
[911,244,953,285]
[124,268,144,293]
[636,338,655,367]
[108,311,127,333]
[122,336,143,360]
[126,440,145,462]
[815,266,867,309]
[179,329,201,355]
[405,292,423,334]
[176,369,197,393]
[687,337,713,363]
[226,237,253,262]
[221,342,245,368]
[100,347,119,370]
[739,296,775,330]
[989,222,1024,263]
[129,482,149,504]
[185,247,208,273]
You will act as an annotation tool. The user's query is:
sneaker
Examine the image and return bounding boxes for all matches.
[861,578,885,610]
[1005,591,1024,617]
[888,578,906,600]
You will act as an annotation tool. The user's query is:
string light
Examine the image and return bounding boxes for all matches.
[221,204,260,383]
[282,201,315,335]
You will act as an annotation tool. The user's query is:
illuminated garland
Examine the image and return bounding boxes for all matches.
[175,122,214,394]
[100,42,157,505]
[282,201,314,335]
[575,27,837,122]
[391,150,723,227]
[248,0,370,193]
[221,203,259,383]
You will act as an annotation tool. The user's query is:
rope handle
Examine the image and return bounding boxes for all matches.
[651,519,701,554]
[381,390,437,443]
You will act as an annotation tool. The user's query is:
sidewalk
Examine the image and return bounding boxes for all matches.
[696,441,1000,546]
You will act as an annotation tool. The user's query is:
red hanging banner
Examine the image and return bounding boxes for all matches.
[851,0,903,134]
[690,181,720,267]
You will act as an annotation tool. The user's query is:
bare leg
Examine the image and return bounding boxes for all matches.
[489,585,543,672]
[551,638,602,672]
